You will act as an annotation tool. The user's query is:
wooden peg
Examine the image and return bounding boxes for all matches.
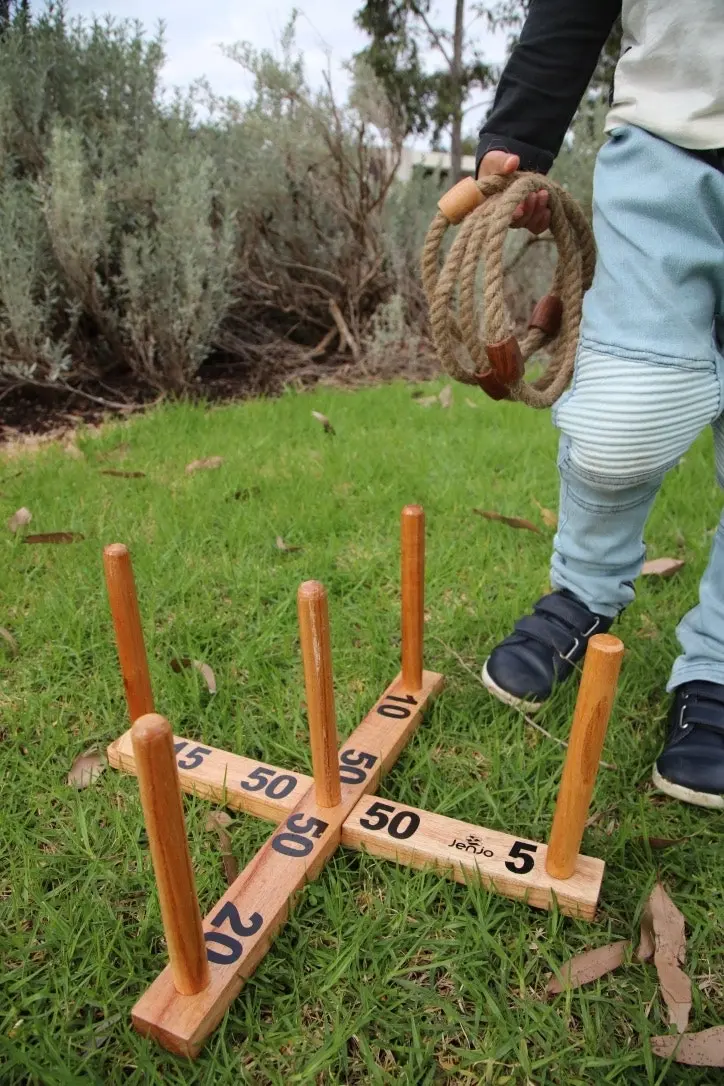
[546,634,624,880]
[401,505,425,692]
[103,544,154,724]
[297,581,341,808]
[131,713,210,995]
[438,177,484,225]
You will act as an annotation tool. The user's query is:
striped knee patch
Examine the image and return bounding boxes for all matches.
[555,348,721,486]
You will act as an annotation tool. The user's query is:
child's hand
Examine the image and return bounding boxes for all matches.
[477,151,551,234]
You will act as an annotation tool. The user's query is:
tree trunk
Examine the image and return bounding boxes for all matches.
[450,0,465,183]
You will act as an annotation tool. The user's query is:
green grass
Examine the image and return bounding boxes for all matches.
[1,381,723,1085]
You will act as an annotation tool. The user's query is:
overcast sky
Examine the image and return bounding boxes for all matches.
[62,0,507,146]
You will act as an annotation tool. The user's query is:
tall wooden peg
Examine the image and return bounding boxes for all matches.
[546,634,624,880]
[297,581,342,808]
[131,713,210,995]
[103,543,154,724]
[401,505,425,693]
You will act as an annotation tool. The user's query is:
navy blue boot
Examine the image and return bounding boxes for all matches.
[482,589,613,711]
[653,681,724,809]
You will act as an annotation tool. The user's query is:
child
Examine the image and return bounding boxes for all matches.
[475,0,724,808]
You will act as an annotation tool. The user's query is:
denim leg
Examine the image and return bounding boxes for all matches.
[547,125,724,623]
[550,347,722,618]
[668,520,724,689]
[551,441,662,618]
[668,407,724,689]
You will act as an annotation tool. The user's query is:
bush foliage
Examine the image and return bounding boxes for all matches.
[0,4,602,395]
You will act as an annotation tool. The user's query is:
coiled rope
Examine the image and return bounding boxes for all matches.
[421,173,595,407]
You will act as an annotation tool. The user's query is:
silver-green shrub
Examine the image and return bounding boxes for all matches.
[0,6,602,395]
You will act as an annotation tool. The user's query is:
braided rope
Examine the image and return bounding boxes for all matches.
[421,172,595,407]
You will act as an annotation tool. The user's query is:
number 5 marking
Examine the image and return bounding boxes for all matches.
[504,841,538,875]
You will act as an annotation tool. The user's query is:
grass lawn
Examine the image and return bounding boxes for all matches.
[2,380,723,1085]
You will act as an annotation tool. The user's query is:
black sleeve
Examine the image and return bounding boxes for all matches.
[476,0,622,175]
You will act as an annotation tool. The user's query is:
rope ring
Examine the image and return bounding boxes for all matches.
[421,173,595,408]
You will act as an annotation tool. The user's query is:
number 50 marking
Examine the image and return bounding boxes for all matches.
[359,800,420,840]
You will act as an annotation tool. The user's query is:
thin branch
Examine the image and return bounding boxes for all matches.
[306,325,338,360]
[412,5,453,68]
[329,299,361,362]
[2,377,157,412]
[432,637,617,770]
[502,232,554,275]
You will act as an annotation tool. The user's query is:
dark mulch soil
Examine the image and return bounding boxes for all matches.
[0,349,441,443]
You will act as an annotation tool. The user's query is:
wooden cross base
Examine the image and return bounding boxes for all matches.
[102,508,622,1059]
[108,672,604,1057]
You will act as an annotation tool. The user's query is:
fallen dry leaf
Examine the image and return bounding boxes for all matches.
[185,456,224,474]
[638,883,691,1033]
[169,658,217,694]
[7,507,32,533]
[473,509,541,534]
[636,614,660,640]
[657,959,693,1033]
[23,532,84,544]
[416,395,439,407]
[67,747,106,789]
[100,470,146,479]
[546,940,630,994]
[642,557,685,578]
[97,441,130,461]
[651,1027,724,1067]
[438,385,453,408]
[205,810,238,884]
[464,398,479,409]
[311,410,335,435]
[534,500,558,530]
[641,836,691,850]
[0,626,18,655]
[84,1012,123,1052]
[63,441,84,460]
[276,536,303,553]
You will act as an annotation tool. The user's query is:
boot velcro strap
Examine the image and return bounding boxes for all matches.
[682,699,724,736]
[534,592,600,634]
[515,614,580,658]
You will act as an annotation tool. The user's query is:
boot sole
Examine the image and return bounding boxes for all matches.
[651,766,724,810]
[481,660,545,714]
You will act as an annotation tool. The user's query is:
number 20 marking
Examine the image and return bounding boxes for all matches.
[204,902,263,965]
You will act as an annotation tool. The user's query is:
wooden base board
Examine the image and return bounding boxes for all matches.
[342,799,603,920]
[129,671,444,1057]
[108,731,310,822]
[109,676,604,923]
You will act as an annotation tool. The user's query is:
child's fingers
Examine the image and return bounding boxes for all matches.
[526,207,552,235]
[511,193,537,225]
[512,190,550,231]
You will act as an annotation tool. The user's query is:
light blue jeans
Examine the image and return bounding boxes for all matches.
[550,125,724,690]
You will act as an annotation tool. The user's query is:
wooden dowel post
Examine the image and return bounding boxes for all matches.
[546,634,624,880]
[103,543,154,724]
[131,714,210,995]
[298,581,341,808]
[401,505,425,692]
